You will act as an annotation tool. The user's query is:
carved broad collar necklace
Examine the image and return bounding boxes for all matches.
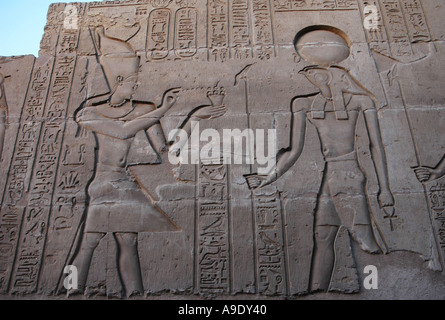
[107,98,128,108]
[311,91,351,120]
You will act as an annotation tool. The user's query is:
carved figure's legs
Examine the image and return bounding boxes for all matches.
[349,195,381,254]
[310,190,339,292]
[311,225,339,292]
[114,232,144,297]
[72,232,106,292]
[326,160,381,254]
[310,161,382,292]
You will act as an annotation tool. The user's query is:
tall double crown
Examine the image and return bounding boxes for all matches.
[94,26,140,90]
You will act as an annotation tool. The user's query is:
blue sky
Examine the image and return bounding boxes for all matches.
[0,0,92,57]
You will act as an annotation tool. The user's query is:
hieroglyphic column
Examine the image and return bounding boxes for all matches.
[207,0,275,61]
[358,0,433,59]
[8,4,83,294]
[208,0,230,62]
[378,0,413,57]
[38,56,95,294]
[197,162,231,294]
[148,8,172,60]
[251,0,275,60]
[230,0,253,60]
[428,184,445,271]
[174,7,198,59]
[357,0,392,56]
[0,58,54,293]
[0,4,67,293]
[253,193,287,295]
[399,0,431,43]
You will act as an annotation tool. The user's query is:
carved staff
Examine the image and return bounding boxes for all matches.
[234,64,255,172]
[359,0,443,268]
[235,64,269,292]
[388,65,445,273]
[236,64,287,295]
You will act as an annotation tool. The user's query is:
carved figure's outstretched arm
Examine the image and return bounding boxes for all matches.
[245,97,309,190]
[76,89,180,140]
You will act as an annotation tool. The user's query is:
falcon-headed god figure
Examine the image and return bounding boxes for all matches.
[246,28,395,292]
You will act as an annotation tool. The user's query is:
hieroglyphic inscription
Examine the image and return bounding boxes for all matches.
[40,4,65,55]
[198,162,230,293]
[399,0,431,43]
[0,57,54,293]
[9,16,81,293]
[254,194,286,295]
[429,184,445,268]
[251,0,275,60]
[273,0,358,11]
[148,9,171,60]
[336,0,358,7]
[208,0,230,62]
[379,0,412,57]
[151,0,173,7]
[358,0,391,56]
[176,0,198,7]
[230,0,253,59]
[58,30,79,55]
[88,0,152,8]
[174,7,198,58]
[38,57,95,294]
[358,0,432,59]
[208,0,260,61]
[136,6,149,16]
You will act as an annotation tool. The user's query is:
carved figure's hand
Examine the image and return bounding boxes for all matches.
[245,174,268,190]
[378,190,396,220]
[414,166,439,183]
[193,105,227,120]
[162,88,181,110]
[378,190,394,208]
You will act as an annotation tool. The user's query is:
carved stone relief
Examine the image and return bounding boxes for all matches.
[0,73,8,161]
[0,0,445,299]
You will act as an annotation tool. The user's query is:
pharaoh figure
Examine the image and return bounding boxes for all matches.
[71,27,226,297]
[0,73,8,160]
[246,28,395,292]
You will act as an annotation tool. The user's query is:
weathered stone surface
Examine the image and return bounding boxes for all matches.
[0,0,445,300]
